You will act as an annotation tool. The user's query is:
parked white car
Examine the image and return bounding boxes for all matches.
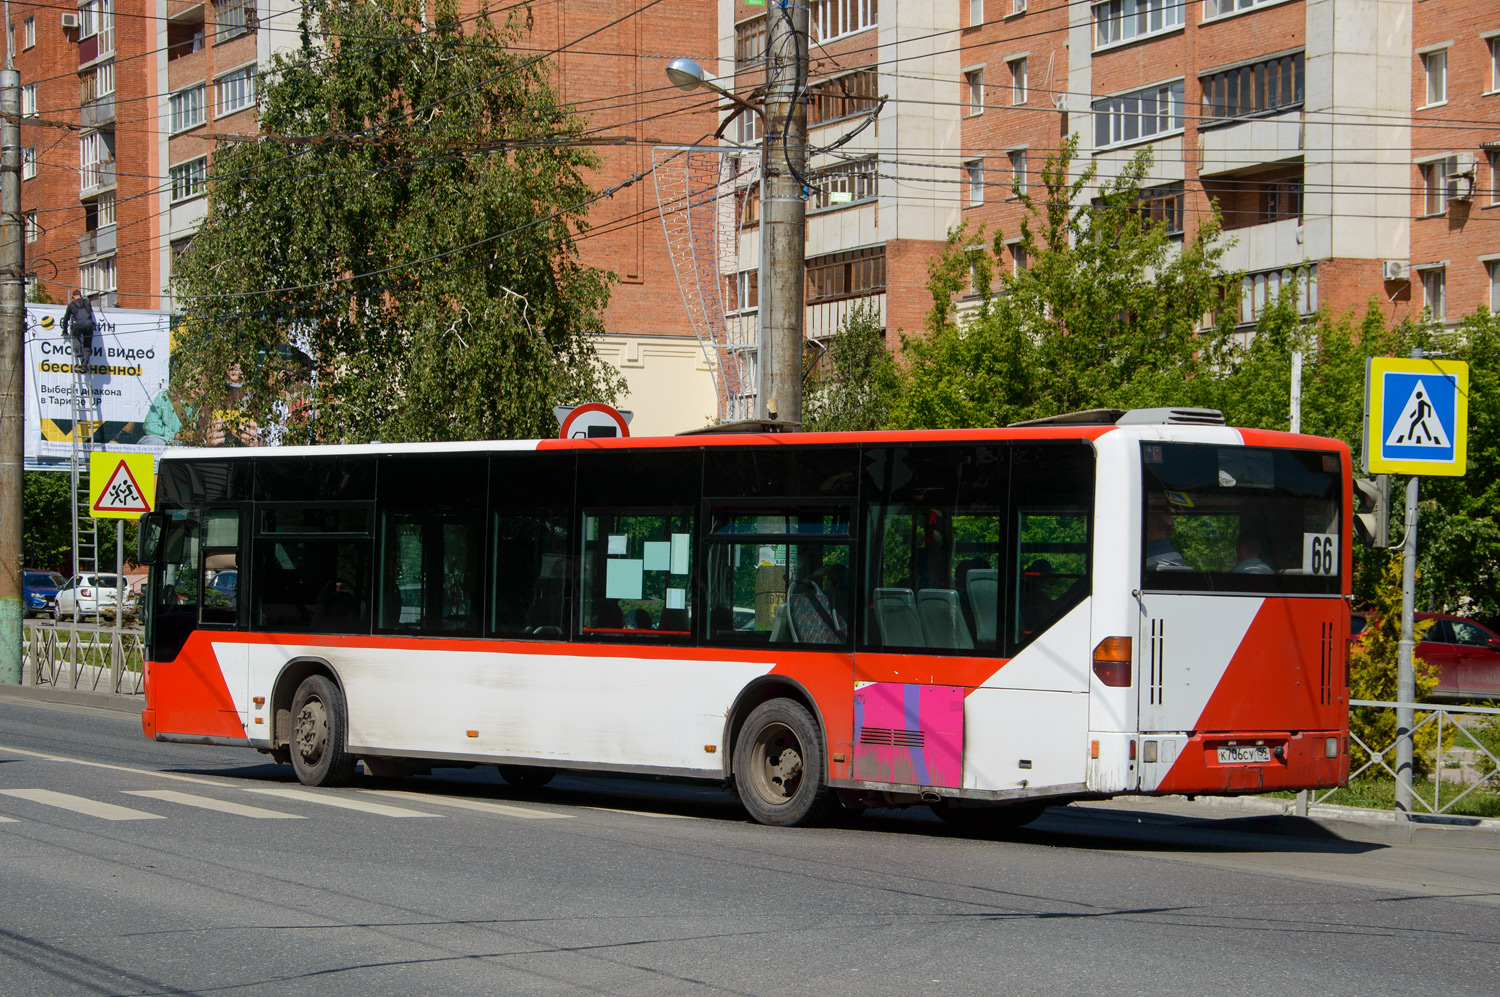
[53,574,126,621]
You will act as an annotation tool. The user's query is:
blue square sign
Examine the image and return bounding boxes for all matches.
[1364,357,1468,476]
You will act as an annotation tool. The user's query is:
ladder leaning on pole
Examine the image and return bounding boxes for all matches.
[67,333,97,627]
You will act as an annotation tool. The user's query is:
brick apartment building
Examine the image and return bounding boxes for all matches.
[14,0,721,432]
[716,0,1498,387]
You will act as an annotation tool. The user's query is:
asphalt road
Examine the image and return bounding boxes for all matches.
[1,696,1496,997]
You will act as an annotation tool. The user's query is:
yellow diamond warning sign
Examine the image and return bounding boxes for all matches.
[89,452,156,518]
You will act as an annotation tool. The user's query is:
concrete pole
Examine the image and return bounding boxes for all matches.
[1394,474,1419,819]
[1290,351,1303,434]
[761,1,807,427]
[0,68,24,685]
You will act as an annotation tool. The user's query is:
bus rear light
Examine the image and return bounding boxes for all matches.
[1129,740,1137,760]
[1326,737,1339,758]
[1143,740,1158,763]
[1092,637,1132,687]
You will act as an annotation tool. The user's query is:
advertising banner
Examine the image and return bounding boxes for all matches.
[24,304,173,468]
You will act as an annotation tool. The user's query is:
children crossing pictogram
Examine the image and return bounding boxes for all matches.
[88,452,156,518]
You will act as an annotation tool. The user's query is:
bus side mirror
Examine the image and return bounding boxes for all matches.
[138,512,164,563]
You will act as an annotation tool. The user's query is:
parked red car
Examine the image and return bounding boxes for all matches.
[1351,612,1500,701]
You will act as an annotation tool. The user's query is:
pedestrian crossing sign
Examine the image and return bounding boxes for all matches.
[1364,357,1468,476]
[89,451,156,518]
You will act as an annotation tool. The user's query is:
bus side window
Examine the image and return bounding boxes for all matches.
[200,507,242,627]
[575,449,701,641]
[150,508,201,662]
[375,456,485,637]
[1008,445,1094,652]
[490,453,575,638]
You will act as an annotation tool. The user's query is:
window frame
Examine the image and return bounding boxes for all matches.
[964,68,985,116]
[1422,48,1449,108]
[1010,57,1028,105]
[1421,267,1446,320]
[22,15,33,49]
[214,63,257,118]
[965,158,985,207]
[1008,148,1027,197]
[1094,0,1186,51]
[1092,78,1185,151]
[169,156,208,203]
[169,84,207,135]
[21,146,35,180]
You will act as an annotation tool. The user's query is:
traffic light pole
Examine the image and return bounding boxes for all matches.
[1394,475,1419,820]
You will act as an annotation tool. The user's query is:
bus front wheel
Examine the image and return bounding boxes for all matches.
[289,675,357,787]
[733,699,835,827]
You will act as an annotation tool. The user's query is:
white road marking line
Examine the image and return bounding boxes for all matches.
[361,789,572,820]
[123,789,304,820]
[0,814,16,822]
[243,787,441,817]
[0,743,233,787]
[0,788,165,821]
[581,806,694,819]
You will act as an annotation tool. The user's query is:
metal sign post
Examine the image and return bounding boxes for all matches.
[1363,354,1469,821]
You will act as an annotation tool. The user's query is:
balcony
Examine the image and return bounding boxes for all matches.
[78,226,116,260]
[81,93,114,128]
[1198,108,1303,177]
[80,160,116,197]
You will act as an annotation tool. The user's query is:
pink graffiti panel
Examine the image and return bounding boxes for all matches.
[851,683,964,788]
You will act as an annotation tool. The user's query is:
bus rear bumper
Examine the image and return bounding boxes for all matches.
[1146,730,1348,794]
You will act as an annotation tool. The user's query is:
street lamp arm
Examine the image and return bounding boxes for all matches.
[665,56,764,122]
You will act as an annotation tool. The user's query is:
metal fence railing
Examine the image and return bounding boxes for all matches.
[1311,699,1500,817]
[23,622,144,697]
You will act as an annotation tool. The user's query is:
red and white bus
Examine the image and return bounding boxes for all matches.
[139,408,1350,827]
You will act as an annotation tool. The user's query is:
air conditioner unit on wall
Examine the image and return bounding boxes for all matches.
[60,12,79,28]
[1382,260,1410,281]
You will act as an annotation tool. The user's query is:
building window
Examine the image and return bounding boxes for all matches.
[81,61,114,103]
[1423,49,1447,106]
[806,245,886,304]
[216,65,256,117]
[1009,149,1027,196]
[96,192,116,228]
[735,16,766,67]
[24,211,37,244]
[21,83,35,118]
[966,160,985,206]
[736,106,762,145]
[965,69,984,115]
[1490,150,1500,206]
[1010,240,1028,273]
[170,237,194,280]
[1093,80,1184,149]
[1137,181,1185,234]
[22,16,33,49]
[21,146,35,180]
[1205,0,1281,18]
[1011,58,1027,105]
[1201,51,1304,123]
[735,180,761,226]
[167,11,206,59]
[1260,179,1302,223]
[1422,158,1452,216]
[970,0,983,27]
[1421,268,1445,320]
[79,130,115,192]
[1489,261,1499,313]
[806,69,879,127]
[810,0,877,44]
[170,157,209,203]
[1240,264,1317,324]
[1491,38,1500,94]
[170,85,206,133]
[728,269,758,314]
[1094,0,1185,49]
[82,255,117,297]
[216,0,254,41]
[79,0,114,56]
[1014,0,1027,13]
[809,157,877,210]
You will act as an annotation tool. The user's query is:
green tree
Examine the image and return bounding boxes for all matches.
[172,0,621,446]
[1348,559,1440,775]
[893,139,1241,429]
[803,300,898,432]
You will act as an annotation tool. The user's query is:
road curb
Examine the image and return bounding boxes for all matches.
[0,682,143,715]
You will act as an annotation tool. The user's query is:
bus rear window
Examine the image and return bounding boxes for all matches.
[1141,442,1342,595]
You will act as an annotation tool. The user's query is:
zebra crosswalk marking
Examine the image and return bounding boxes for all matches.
[0,788,165,821]
[362,789,572,820]
[243,787,441,817]
[123,789,304,819]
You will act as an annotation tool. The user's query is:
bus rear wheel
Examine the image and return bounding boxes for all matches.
[289,675,357,787]
[733,699,835,827]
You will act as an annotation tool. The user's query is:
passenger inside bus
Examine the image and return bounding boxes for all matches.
[1232,535,1274,574]
[1145,507,1189,570]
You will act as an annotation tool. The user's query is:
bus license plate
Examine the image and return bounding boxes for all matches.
[1217,746,1271,764]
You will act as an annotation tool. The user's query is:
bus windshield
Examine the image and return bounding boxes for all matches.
[1141,442,1342,594]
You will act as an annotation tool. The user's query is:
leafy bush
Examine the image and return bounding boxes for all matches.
[1348,560,1440,775]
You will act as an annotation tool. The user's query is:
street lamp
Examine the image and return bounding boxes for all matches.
[665,57,776,425]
